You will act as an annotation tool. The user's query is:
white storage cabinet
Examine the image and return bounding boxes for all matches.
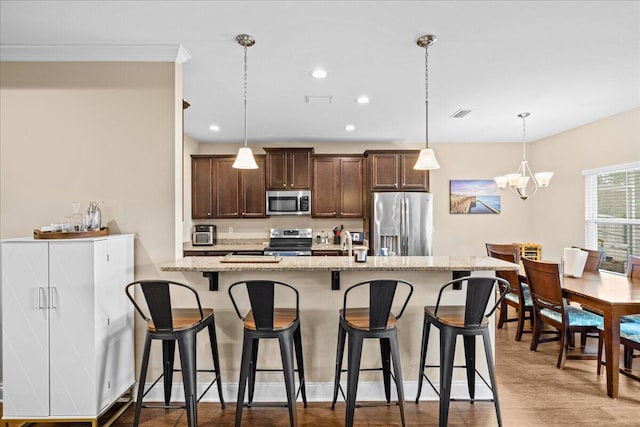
[1,234,134,421]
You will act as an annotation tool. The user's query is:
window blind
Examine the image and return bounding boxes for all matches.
[584,162,640,274]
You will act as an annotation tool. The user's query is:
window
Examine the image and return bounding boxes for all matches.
[584,162,640,273]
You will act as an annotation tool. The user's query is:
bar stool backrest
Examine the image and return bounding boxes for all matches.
[228,280,300,331]
[627,255,640,279]
[125,280,205,332]
[433,276,510,327]
[522,258,565,316]
[342,279,413,330]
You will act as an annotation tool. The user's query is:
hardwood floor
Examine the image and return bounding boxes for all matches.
[3,314,639,426]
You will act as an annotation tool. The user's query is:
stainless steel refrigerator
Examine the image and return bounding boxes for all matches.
[371,192,433,256]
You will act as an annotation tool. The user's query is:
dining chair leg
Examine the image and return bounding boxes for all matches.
[279,330,298,427]
[482,329,502,427]
[497,300,507,329]
[134,333,153,427]
[248,338,259,404]
[515,307,526,342]
[463,335,476,403]
[388,331,406,427]
[439,327,457,427]
[597,333,604,375]
[177,332,198,427]
[530,311,542,351]
[207,321,226,408]
[293,323,308,407]
[331,323,346,409]
[345,333,364,427]
[235,333,254,427]
[557,328,569,369]
[380,337,392,403]
[162,339,176,406]
[415,316,431,403]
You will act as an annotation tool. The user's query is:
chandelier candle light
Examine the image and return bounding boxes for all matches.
[494,112,553,200]
[232,34,259,169]
[414,34,440,170]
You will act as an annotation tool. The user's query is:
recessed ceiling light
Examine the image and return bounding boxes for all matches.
[209,124,220,132]
[345,124,356,132]
[311,69,328,79]
[450,109,473,118]
[356,96,370,104]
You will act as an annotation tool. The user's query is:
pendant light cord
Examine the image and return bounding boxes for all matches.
[243,43,248,147]
[424,45,429,149]
[521,114,526,161]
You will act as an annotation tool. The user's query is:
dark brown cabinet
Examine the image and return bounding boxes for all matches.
[366,150,429,191]
[191,155,266,219]
[312,156,364,218]
[265,148,313,190]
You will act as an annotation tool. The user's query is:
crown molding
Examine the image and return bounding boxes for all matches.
[0,44,191,64]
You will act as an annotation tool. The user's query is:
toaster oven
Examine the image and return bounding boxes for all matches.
[192,225,216,246]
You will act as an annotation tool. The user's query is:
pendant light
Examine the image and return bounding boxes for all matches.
[494,113,553,200]
[232,34,259,169]
[414,34,440,170]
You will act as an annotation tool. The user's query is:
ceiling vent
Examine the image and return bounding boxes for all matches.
[305,95,333,104]
[450,109,472,118]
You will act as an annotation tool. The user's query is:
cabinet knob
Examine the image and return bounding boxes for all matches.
[207,212,211,216]
[333,211,336,215]
[283,184,286,187]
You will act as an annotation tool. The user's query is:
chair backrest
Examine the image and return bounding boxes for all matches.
[627,255,640,279]
[486,244,522,294]
[571,246,604,272]
[522,258,565,317]
[228,280,299,331]
[125,280,205,332]
[433,276,510,327]
[342,279,413,330]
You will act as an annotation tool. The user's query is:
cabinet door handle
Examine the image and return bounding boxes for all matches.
[37,287,46,310]
[50,287,57,310]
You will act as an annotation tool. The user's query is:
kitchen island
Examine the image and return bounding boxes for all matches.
[155,255,517,403]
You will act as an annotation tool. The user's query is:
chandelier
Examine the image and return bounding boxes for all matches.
[232,34,259,169]
[413,34,440,170]
[494,112,553,200]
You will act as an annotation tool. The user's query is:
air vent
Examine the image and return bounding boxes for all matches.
[450,109,472,118]
[305,95,333,104]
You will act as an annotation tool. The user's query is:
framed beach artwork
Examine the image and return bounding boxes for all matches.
[450,180,501,214]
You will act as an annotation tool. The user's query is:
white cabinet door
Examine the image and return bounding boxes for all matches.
[1,242,50,417]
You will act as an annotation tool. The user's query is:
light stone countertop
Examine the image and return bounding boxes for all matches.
[160,255,518,272]
[183,241,367,252]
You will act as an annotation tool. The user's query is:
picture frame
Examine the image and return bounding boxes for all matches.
[450,180,501,214]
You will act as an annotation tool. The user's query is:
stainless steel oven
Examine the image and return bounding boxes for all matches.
[266,190,311,216]
[263,228,312,256]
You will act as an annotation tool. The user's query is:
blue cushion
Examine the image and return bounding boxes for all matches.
[504,284,533,306]
[540,305,603,327]
[621,314,640,324]
[620,322,640,344]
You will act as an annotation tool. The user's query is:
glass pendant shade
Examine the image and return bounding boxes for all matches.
[232,147,258,169]
[535,171,554,187]
[414,148,440,170]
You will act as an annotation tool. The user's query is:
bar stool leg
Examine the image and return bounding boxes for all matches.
[331,323,346,409]
[380,337,391,403]
[178,332,198,427]
[439,327,457,427]
[463,335,476,403]
[482,329,502,427]
[248,339,259,404]
[162,339,176,406]
[293,323,308,407]
[415,315,431,403]
[279,330,298,427]
[134,333,153,427]
[235,333,254,427]
[388,331,406,427]
[345,332,364,427]
[207,320,226,408]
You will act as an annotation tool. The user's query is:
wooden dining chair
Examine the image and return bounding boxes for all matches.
[485,243,533,341]
[522,258,603,369]
[619,255,640,368]
[571,246,605,272]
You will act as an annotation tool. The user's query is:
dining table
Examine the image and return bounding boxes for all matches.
[561,271,640,398]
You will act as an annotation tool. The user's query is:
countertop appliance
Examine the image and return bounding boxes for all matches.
[371,192,433,256]
[192,224,216,246]
[263,228,313,256]
[266,190,311,216]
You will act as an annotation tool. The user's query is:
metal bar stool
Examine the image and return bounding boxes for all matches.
[331,279,413,427]
[228,280,307,427]
[125,280,225,427]
[415,276,510,427]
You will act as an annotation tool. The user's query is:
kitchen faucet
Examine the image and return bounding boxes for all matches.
[342,230,353,257]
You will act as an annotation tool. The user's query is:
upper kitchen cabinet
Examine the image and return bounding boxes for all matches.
[365,150,429,191]
[312,155,364,218]
[264,148,313,190]
[191,155,266,219]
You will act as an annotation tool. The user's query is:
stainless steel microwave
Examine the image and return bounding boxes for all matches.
[266,190,311,215]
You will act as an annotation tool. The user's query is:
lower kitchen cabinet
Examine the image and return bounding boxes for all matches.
[1,234,134,421]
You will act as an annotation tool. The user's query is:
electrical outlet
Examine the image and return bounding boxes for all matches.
[228,227,233,234]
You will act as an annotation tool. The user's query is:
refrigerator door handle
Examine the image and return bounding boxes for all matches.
[402,197,409,256]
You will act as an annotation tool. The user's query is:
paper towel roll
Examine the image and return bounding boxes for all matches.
[563,247,589,278]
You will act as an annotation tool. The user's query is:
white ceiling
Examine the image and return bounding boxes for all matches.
[1,1,639,145]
